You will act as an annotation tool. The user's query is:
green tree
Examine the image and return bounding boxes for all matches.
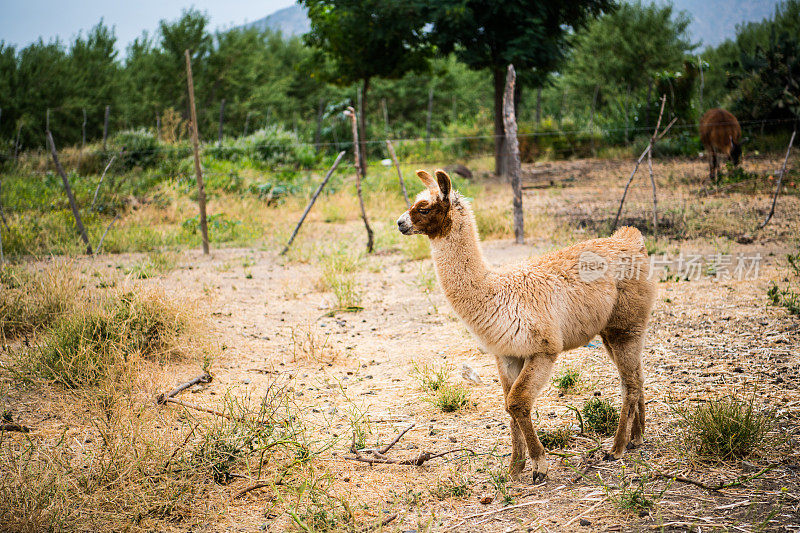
[427,0,614,174]
[300,0,431,172]
[563,2,694,104]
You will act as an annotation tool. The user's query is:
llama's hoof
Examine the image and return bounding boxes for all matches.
[532,471,547,484]
[603,451,620,461]
[626,441,637,450]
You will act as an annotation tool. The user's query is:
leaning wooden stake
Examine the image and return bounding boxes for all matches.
[90,153,118,211]
[646,95,667,237]
[185,49,210,255]
[46,130,92,254]
[757,128,796,230]
[385,140,410,207]
[611,96,677,233]
[281,150,346,255]
[502,64,524,244]
[345,106,374,253]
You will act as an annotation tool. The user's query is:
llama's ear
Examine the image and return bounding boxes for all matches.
[434,170,451,199]
[416,169,439,196]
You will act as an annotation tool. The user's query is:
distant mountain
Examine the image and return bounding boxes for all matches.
[242,5,310,37]
[243,1,782,48]
[667,0,782,48]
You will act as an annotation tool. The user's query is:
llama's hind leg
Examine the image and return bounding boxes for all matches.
[603,330,645,460]
[506,355,556,483]
[496,356,526,479]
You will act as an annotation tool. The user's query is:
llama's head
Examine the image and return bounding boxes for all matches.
[397,169,453,238]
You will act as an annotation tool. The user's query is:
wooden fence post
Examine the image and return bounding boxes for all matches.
[156,112,161,141]
[14,123,22,161]
[82,108,87,148]
[217,98,226,146]
[314,98,324,153]
[103,105,110,151]
[243,112,251,137]
[281,151,346,255]
[386,140,410,207]
[425,86,434,154]
[381,98,390,138]
[535,87,542,127]
[503,65,524,244]
[345,106,374,253]
[185,50,210,255]
[46,130,92,254]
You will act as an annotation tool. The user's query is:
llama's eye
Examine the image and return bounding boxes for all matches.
[418,208,430,215]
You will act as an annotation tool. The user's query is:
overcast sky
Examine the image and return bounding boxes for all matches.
[0,0,295,54]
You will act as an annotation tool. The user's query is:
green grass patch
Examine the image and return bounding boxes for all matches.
[582,397,620,435]
[677,396,775,460]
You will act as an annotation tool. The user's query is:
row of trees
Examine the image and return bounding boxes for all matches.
[1,0,798,169]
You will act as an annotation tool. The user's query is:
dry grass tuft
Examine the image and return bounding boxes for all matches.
[16,288,196,388]
[677,396,775,460]
[0,263,80,339]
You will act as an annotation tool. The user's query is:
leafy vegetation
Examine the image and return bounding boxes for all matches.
[677,396,775,460]
[582,397,620,435]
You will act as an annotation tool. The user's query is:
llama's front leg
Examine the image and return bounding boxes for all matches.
[506,355,556,483]
[496,356,526,479]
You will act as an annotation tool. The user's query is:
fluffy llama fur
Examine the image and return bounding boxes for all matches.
[397,170,657,481]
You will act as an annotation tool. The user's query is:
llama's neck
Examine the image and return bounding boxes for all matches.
[429,203,492,311]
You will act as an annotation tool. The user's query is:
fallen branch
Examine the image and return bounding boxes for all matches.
[355,423,415,455]
[0,423,31,433]
[233,481,273,499]
[647,463,777,493]
[757,128,796,230]
[344,448,473,466]
[156,373,212,404]
[457,499,550,523]
[356,513,397,533]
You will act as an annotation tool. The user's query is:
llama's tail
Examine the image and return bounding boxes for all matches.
[612,226,646,253]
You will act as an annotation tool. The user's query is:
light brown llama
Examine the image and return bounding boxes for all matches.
[397,170,656,482]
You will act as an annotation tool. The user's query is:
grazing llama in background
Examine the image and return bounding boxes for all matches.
[700,108,743,182]
[397,170,656,481]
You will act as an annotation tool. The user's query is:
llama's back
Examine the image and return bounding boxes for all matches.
[700,108,741,155]
[516,227,655,349]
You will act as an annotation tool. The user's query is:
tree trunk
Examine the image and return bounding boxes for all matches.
[493,67,506,176]
[358,78,369,176]
[503,65,524,244]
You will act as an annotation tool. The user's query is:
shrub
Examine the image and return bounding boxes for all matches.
[553,367,581,392]
[411,362,450,393]
[431,382,471,412]
[678,396,774,460]
[112,129,162,170]
[582,398,620,435]
[537,427,572,449]
[207,127,317,169]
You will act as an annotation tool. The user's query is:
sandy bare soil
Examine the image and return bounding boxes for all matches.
[3,155,800,532]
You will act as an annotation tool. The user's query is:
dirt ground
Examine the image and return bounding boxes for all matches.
[4,156,800,532]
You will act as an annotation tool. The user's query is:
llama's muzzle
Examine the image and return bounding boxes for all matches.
[397,212,412,235]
